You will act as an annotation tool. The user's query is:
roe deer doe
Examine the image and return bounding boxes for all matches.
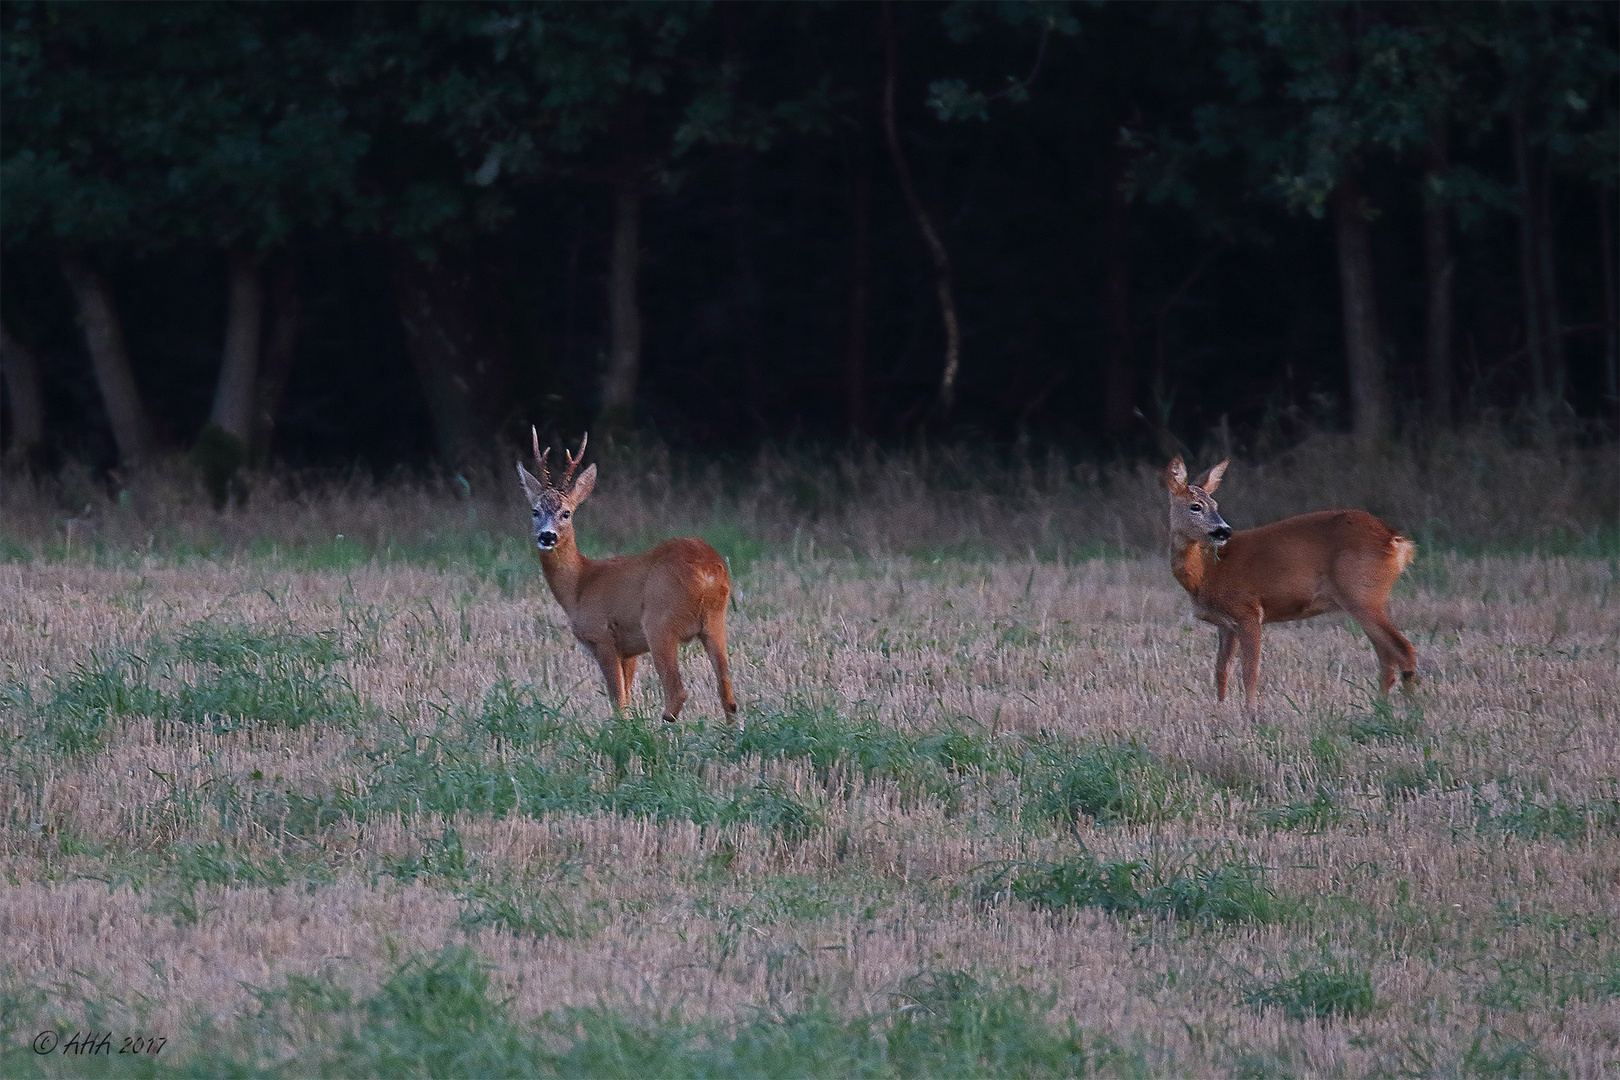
[1164,456,1416,712]
[517,431,738,724]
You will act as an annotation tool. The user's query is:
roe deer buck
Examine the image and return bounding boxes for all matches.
[517,431,738,724]
[1164,456,1416,712]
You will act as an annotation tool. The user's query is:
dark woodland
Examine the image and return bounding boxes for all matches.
[2,1,1615,479]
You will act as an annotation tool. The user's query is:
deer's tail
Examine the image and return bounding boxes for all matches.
[1391,535,1417,574]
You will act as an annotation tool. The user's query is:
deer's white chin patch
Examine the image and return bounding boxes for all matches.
[536,540,557,551]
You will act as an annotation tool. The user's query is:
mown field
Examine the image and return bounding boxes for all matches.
[2,435,1617,1077]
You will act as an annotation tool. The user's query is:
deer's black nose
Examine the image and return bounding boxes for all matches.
[1210,524,1232,542]
[537,530,558,548]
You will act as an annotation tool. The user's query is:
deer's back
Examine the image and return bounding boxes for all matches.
[1210,510,1404,622]
[579,537,729,625]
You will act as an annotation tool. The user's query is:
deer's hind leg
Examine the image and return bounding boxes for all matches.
[1333,554,1416,693]
[645,624,689,723]
[699,607,738,723]
[1235,611,1264,715]
[1345,602,1416,693]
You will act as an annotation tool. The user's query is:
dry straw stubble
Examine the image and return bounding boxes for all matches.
[1,432,1617,1076]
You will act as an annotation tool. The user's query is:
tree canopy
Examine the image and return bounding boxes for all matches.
[2,1,1614,471]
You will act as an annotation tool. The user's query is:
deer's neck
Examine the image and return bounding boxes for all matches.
[1171,538,1218,598]
[538,535,591,615]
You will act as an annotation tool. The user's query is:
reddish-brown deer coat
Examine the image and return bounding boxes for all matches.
[1164,457,1416,711]
[518,432,738,724]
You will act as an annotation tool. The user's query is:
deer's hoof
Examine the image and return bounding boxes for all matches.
[661,714,677,724]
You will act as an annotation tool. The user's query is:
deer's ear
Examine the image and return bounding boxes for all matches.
[1195,459,1228,493]
[517,462,545,504]
[1166,457,1189,492]
[569,463,597,505]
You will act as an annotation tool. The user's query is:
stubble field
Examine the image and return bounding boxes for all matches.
[2,435,1617,1077]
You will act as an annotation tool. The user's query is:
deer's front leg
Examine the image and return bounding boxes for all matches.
[1215,627,1236,701]
[591,643,629,712]
[620,655,639,701]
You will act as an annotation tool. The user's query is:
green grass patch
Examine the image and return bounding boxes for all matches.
[1018,742,1178,829]
[1345,695,1424,745]
[27,947,1142,1078]
[7,620,366,755]
[1257,785,1347,833]
[988,848,1285,925]
[1456,1029,1562,1079]
[1246,957,1376,1020]
[1477,957,1620,1011]
[454,879,602,941]
[1473,782,1620,842]
[348,693,825,840]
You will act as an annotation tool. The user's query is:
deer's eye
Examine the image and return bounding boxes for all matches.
[561,511,571,520]
[1190,504,1203,513]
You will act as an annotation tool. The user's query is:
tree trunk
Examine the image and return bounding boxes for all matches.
[1532,156,1564,404]
[598,164,643,432]
[57,251,154,463]
[1101,148,1135,438]
[1422,129,1454,427]
[0,317,46,457]
[1330,175,1387,449]
[1510,109,1548,409]
[844,135,872,438]
[881,0,960,427]
[253,255,303,456]
[392,249,509,467]
[209,249,265,444]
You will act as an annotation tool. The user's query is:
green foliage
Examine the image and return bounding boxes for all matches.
[1378,757,1446,800]
[300,947,535,1078]
[6,620,363,755]
[726,779,823,843]
[991,848,1284,925]
[455,882,599,942]
[33,656,165,755]
[1020,743,1175,828]
[175,621,346,671]
[736,704,915,775]
[1477,957,1620,1011]
[383,827,473,886]
[1458,1029,1561,1080]
[1473,782,1620,842]
[168,839,289,889]
[476,677,567,746]
[104,947,1139,1078]
[1346,695,1424,745]
[880,968,1130,1079]
[1257,785,1345,832]
[2,4,367,249]
[347,688,828,840]
[189,424,249,509]
[1246,957,1376,1020]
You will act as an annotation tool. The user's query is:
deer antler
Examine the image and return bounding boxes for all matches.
[531,425,551,488]
[559,432,589,491]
